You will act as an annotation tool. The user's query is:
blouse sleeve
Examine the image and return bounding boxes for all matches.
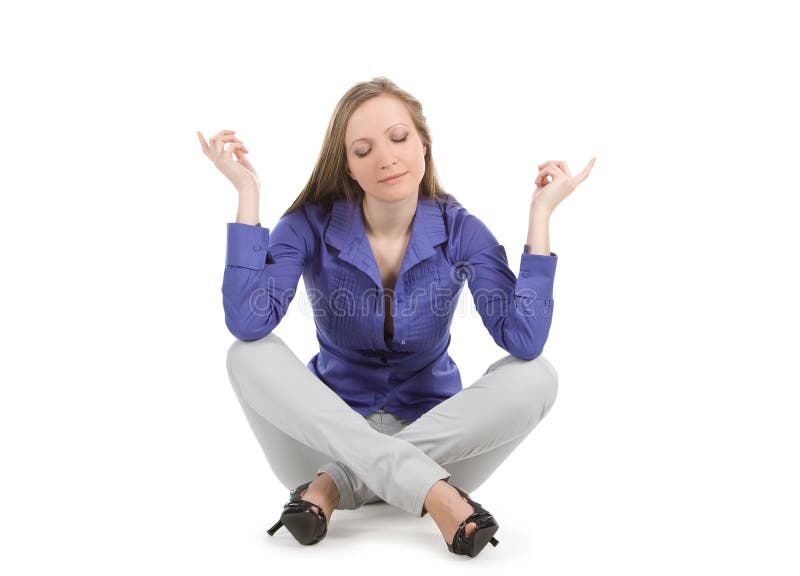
[453,210,557,360]
[221,208,314,341]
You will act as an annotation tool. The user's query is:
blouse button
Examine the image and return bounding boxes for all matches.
[252,244,262,252]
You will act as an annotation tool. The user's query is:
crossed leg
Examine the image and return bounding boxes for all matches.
[226,333,558,519]
[319,351,559,514]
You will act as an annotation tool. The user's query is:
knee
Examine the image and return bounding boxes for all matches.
[226,331,286,371]
[517,354,559,421]
[535,355,559,416]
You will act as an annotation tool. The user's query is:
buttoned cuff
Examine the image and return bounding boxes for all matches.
[515,246,558,299]
[226,222,269,270]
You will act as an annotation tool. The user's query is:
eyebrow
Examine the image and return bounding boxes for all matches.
[348,123,409,149]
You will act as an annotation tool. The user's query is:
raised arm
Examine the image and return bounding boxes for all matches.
[527,157,597,254]
[198,128,313,340]
[453,209,557,360]
[222,210,313,340]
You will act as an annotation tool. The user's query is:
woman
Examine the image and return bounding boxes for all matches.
[198,77,595,558]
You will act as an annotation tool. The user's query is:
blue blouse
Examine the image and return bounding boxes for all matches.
[222,193,558,422]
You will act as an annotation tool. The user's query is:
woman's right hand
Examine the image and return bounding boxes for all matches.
[197,129,260,194]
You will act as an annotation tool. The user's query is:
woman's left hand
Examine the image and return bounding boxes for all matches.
[531,157,596,215]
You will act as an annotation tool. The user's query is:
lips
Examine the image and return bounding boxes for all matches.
[379,172,407,183]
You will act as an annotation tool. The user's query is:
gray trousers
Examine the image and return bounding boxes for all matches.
[226,332,558,518]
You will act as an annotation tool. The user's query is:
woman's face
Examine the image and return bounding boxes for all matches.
[344,94,427,205]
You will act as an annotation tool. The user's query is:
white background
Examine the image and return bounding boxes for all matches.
[1,0,798,573]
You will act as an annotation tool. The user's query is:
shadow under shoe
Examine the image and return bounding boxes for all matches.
[267,480,328,545]
[445,484,500,558]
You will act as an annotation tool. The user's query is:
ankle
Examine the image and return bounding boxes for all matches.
[423,480,452,516]
[313,473,340,508]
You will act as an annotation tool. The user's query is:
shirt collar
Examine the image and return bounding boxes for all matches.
[324,195,448,290]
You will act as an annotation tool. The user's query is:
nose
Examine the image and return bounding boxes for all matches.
[374,141,398,169]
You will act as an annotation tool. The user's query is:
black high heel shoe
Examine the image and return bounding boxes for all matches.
[446,485,500,558]
[266,480,328,545]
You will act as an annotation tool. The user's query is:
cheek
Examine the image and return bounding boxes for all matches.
[416,150,427,173]
[348,163,362,181]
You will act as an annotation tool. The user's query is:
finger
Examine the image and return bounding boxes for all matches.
[535,166,559,187]
[538,165,560,179]
[549,160,569,178]
[537,160,564,170]
[211,136,225,156]
[223,136,247,152]
[229,142,254,162]
[235,137,249,153]
[226,142,245,157]
[537,160,569,178]
[234,147,254,168]
[212,136,243,157]
[572,157,597,186]
[212,134,248,155]
[197,131,210,154]
[211,134,242,145]
[210,129,235,149]
[234,149,257,174]
[534,169,548,188]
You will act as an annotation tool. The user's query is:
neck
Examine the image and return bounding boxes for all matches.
[361,194,418,240]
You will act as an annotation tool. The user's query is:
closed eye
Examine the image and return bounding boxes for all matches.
[355,135,409,158]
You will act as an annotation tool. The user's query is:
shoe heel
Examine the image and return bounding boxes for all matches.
[470,524,500,556]
[281,510,326,545]
[446,484,500,558]
[266,480,328,546]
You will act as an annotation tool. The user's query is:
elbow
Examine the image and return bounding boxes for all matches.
[503,330,546,361]
[492,299,554,360]
[223,288,277,341]
[508,344,543,361]
[504,314,553,360]
[224,311,274,342]
[233,327,271,342]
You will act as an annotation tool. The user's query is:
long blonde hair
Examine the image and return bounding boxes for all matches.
[282,76,456,218]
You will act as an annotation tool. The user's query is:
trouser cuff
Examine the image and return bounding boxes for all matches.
[317,462,356,510]
[414,472,452,518]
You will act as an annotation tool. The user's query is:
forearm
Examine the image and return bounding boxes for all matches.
[525,202,551,255]
[236,187,260,225]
